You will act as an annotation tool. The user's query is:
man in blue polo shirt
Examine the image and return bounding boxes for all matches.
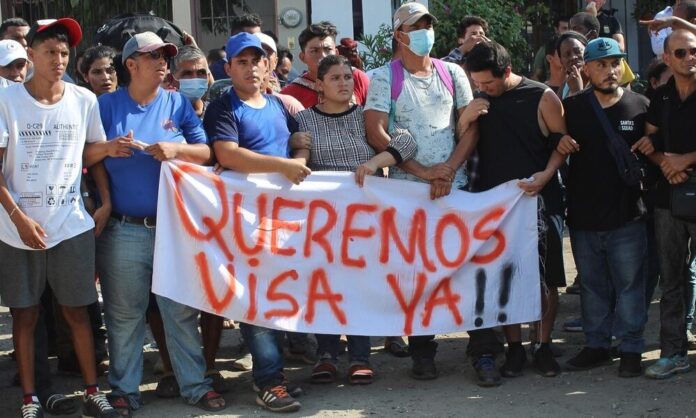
[90,32,225,416]
[204,32,309,413]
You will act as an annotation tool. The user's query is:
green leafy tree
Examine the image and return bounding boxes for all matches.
[359,24,394,71]
[429,0,530,70]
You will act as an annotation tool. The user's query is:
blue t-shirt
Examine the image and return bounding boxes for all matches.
[203,89,296,158]
[99,87,208,217]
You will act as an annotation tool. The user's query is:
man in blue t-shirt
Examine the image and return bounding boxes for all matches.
[89,32,225,415]
[203,32,309,413]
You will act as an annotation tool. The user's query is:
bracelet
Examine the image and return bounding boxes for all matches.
[8,206,19,218]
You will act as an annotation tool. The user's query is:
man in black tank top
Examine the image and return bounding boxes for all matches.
[466,41,574,378]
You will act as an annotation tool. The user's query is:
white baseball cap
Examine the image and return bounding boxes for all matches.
[253,32,277,54]
[0,39,28,67]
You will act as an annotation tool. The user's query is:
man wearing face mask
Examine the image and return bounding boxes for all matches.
[364,2,502,387]
[169,45,211,118]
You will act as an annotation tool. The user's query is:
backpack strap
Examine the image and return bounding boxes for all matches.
[432,58,454,97]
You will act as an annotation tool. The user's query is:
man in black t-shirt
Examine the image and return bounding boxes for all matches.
[585,0,625,50]
[466,41,570,378]
[642,29,696,380]
[561,38,650,377]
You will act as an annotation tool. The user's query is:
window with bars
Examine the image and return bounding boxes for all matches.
[198,0,254,35]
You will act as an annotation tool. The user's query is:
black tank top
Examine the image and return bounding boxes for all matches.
[474,77,563,215]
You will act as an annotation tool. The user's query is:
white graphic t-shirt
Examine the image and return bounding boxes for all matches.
[0,82,106,249]
[364,61,473,189]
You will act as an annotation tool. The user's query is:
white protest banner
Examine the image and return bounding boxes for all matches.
[153,161,541,336]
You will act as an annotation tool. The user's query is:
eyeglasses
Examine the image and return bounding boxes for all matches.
[673,47,696,59]
[137,49,166,60]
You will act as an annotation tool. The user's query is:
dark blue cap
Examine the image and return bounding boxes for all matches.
[584,38,626,63]
[225,32,266,59]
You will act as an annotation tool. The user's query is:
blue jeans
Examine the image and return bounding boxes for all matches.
[570,221,647,353]
[316,334,370,364]
[97,218,211,406]
[239,323,285,389]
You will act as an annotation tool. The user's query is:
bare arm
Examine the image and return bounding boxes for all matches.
[613,33,626,52]
[213,140,310,184]
[363,109,449,181]
[144,143,213,165]
[83,131,143,167]
[89,162,111,237]
[0,148,47,248]
[641,16,696,35]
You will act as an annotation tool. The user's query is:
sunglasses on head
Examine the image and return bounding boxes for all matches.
[137,49,166,60]
[673,47,696,59]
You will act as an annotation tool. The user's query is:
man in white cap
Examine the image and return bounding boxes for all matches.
[0,17,133,418]
[0,39,28,86]
[87,31,225,416]
[364,1,504,387]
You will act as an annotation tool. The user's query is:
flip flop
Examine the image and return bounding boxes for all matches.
[108,395,132,418]
[195,391,226,412]
[42,393,78,415]
[311,361,337,384]
[348,363,374,385]
[384,337,410,358]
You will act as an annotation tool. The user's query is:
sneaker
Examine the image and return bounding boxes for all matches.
[410,357,438,380]
[645,355,692,379]
[83,392,119,418]
[566,347,612,371]
[256,385,301,413]
[563,317,583,332]
[533,344,560,377]
[500,344,526,377]
[21,401,43,418]
[687,330,696,350]
[474,355,501,387]
[618,352,642,378]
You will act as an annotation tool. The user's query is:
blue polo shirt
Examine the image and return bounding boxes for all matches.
[99,87,207,217]
[203,89,296,158]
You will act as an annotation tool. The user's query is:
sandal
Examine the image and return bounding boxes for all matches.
[205,370,232,394]
[384,337,410,358]
[42,393,78,415]
[108,395,132,418]
[348,363,374,385]
[195,390,226,412]
[155,373,180,398]
[311,361,337,384]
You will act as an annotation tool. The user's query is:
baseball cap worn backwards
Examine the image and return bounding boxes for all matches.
[0,40,28,66]
[393,2,438,30]
[27,18,82,48]
[122,31,178,64]
[584,38,626,62]
[226,32,266,59]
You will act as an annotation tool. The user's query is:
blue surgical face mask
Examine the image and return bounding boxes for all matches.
[406,28,435,57]
[178,78,208,101]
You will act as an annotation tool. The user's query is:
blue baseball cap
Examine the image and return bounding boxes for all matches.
[584,38,626,63]
[225,32,266,59]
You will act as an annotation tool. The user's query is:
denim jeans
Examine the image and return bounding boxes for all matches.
[570,221,647,353]
[654,208,696,357]
[97,218,211,406]
[239,323,285,389]
[315,334,370,364]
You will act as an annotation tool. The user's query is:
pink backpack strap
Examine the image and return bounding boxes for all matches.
[390,59,405,101]
[432,58,454,97]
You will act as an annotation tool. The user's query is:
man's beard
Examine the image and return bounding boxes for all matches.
[593,84,618,94]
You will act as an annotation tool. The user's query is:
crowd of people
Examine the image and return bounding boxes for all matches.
[0,0,695,417]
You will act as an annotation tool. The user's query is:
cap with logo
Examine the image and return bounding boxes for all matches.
[0,40,28,66]
[584,37,626,63]
[122,31,178,64]
[393,2,438,30]
[253,32,277,54]
[225,32,266,59]
[26,18,82,48]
